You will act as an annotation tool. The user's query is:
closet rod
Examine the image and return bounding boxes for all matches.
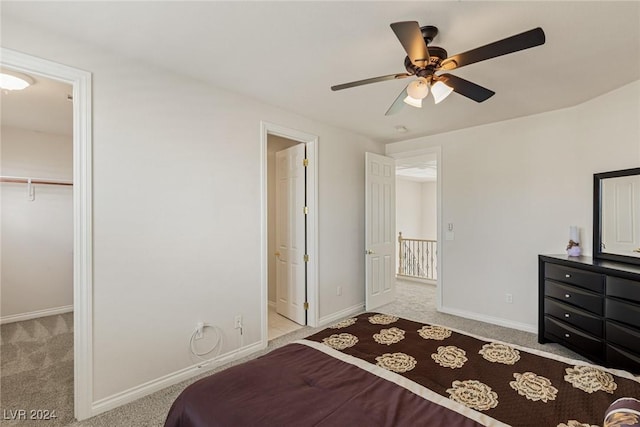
[0,176,73,186]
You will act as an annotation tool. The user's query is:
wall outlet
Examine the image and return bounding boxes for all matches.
[195,321,204,340]
[505,293,513,304]
[337,286,342,296]
[234,315,242,329]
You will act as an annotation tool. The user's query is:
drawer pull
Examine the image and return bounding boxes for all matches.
[565,294,571,298]
[565,274,571,278]
[564,333,570,338]
[564,313,570,318]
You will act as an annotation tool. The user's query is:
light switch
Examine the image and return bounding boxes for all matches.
[445,231,455,241]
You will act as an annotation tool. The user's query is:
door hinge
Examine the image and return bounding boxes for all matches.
[303,158,309,167]
[303,206,309,215]
[304,254,309,262]
[304,302,309,310]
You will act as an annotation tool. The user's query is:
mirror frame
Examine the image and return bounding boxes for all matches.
[593,167,640,265]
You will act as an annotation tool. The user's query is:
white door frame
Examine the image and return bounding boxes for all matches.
[260,122,319,340]
[1,48,93,420]
[387,147,442,310]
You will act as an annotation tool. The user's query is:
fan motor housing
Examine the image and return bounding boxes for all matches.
[404,46,448,77]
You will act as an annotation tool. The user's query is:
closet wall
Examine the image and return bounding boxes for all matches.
[1,125,73,321]
[396,178,437,240]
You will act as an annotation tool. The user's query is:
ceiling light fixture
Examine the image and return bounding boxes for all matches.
[403,77,429,108]
[0,71,34,91]
[406,77,429,99]
[431,80,454,104]
[403,95,422,108]
[402,77,453,109]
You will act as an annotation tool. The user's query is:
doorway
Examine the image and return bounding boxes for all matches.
[0,48,93,421]
[0,69,74,423]
[391,148,442,310]
[267,135,304,339]
[261,122,318,345]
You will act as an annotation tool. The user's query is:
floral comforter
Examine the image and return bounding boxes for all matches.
[305,313,640,427]
[165,313,640,427]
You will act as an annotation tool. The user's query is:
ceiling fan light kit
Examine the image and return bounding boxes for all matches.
[331,21,545,115]
[403,95,423,108]
[406,77,429,99]
[431,80,454,104]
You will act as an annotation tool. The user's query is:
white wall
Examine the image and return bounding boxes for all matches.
[1,20,384,406]
[421,181,437,241]
[396,178,437,241]
[387,80,640,331]
[1,126,73,319]
[396,178,423,239]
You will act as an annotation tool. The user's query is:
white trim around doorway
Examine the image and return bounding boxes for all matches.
[260,121,319,348]
[1,48,94,421]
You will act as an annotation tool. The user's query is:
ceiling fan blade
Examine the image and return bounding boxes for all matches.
[390,21,430,67]
[439,74,495,102]
[440,27,545,71]
[385,84,409,116]
[331,73,411,91]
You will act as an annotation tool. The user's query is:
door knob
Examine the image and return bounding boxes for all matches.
[365,249,375,255]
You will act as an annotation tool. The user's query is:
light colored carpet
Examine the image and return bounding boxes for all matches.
[383,279,585,359]
[1,280,586,426]
[0,312,74,427]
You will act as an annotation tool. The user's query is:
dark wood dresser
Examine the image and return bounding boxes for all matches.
[539,254,640,373]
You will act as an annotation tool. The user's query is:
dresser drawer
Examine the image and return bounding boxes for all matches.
[545,263,604,293]
[606,344,640,374]
[544,298,603,336]
[544,317,603,360]
[545,280,603,315]
[606,298,640,329]
[606,321,640,354]
[607,276,640,304]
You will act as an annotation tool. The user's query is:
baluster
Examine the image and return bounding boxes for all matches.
[398,232,403,276]
[421,241,425,278]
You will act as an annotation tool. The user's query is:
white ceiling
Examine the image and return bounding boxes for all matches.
[2,1,639,143]
[1,68,73,136]
[396,155,437,182]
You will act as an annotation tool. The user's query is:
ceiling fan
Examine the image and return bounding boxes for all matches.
[331,22,545,115]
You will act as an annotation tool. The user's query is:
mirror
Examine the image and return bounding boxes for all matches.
[594,167,640,265]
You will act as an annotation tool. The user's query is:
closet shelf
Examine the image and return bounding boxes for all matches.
[0,176,73,186]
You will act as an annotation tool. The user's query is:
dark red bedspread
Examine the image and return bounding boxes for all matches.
[165,343,482,427]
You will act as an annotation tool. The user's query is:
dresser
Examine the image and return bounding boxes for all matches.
[539,254,640,374]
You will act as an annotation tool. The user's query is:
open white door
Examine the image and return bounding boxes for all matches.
[275,144,306,324]
[365,152,396,310]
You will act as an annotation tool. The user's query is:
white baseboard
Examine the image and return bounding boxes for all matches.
[0,305,73,325]
[438,305,537,334]
[91,340,265,417]
[318,303,365,327]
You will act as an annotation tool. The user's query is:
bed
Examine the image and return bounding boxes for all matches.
[165,313,640,427]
